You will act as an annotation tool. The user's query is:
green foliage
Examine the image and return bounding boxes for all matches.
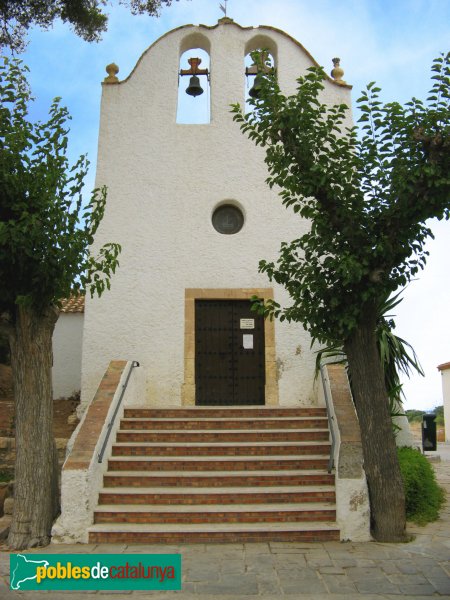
[375,291,423,430]
[0,57,121,314]
[397,447,445,525]
[0,1,182,53]
[233,53,450,348]
[435,405,445,427]
[314,291,424,432]
[406,406,445,427]
[315,291,423,381]
[377,292,424,397]
[405,409,426,423]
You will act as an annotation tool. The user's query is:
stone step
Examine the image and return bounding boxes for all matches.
[103,470,335,488]
[116,429,330,443]
[111,441,331,457]
[88,521,340,544]
[94,502,336,524]
[93,406,338,543]
[119,417,328,430]
[98,486,336,505]
[124,407,327,419]
[107,456,329,471]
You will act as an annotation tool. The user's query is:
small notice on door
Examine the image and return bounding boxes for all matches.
[243,334,254,349]
[240,319,255,330]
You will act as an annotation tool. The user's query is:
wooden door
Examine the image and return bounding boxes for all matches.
[195,300,265,405]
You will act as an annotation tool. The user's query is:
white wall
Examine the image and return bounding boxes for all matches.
[81,20,353,409]
[52,313,83,399]
[441,368,450,442]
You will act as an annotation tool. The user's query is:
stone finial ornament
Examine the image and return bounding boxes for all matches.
[331,57,346,85]
[104,63,119,84]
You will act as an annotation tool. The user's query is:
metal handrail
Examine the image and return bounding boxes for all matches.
[98,360,140,463]
[319,363,337,473]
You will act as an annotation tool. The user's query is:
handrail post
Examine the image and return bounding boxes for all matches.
[320,362,337,473]
[97,360,139,463]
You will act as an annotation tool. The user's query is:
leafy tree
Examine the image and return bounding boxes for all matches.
[434,404,444,426]
[405,409,426,423]
[232,52,449,542]
[406,406,444,425]
[315,291,424,434]
[0,0,182,53]
[0,57,121,549]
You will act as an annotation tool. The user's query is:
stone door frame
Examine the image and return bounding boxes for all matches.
[182,288,279,406]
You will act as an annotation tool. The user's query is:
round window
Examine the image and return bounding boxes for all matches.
[212,204,244,235]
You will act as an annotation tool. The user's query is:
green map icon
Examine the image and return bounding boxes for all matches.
[10,554,50,590]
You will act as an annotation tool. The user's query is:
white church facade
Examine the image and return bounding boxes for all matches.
[54,18,372,544]
[80,17,353,412]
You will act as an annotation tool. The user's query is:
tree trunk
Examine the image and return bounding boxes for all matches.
[344,304,407,542]
[7,304,60,550]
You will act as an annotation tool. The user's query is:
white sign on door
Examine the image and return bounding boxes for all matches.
[243,334,254,349]
[240,319,255,330]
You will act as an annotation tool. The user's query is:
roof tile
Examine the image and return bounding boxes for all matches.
[60,295,85,313]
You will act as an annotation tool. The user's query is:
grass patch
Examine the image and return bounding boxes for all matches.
[398,446,445,525]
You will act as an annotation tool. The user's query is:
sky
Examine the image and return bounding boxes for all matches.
[7,0,450,411]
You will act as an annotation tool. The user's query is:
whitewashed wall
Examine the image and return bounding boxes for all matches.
[81,20,353,409]
[52,313,83,399]
[439,364,450,442]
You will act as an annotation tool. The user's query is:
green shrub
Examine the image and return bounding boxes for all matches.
[397,447,445,525]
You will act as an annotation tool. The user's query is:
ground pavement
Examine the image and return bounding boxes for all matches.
[1,444,449,600]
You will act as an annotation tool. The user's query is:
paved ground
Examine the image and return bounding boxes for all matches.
[1,444,449,599]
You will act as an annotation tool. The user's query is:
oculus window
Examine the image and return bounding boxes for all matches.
[212,205,244,235]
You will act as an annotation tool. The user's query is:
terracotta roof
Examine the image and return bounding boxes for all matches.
[437,362,450,372]
[60,295,85,313]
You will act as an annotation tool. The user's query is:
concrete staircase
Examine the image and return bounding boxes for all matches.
[88,407,339,543]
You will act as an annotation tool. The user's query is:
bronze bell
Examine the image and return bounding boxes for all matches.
[249,73,264,99]
[186,75,204,97]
